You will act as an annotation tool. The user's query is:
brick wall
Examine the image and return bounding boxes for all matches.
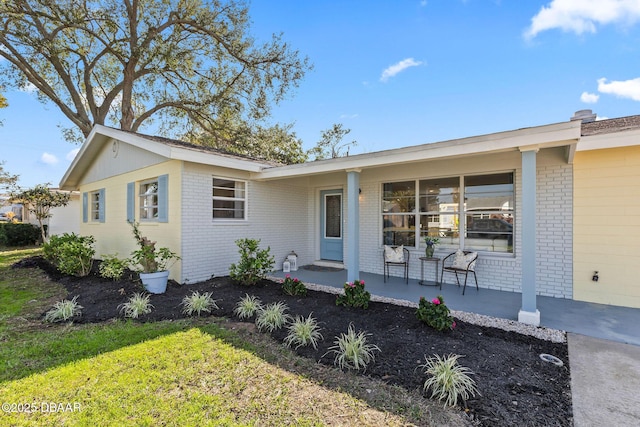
[180,165,311,284]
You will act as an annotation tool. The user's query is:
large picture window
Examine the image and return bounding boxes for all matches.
[382,173,514,253]
[213,178,246,220]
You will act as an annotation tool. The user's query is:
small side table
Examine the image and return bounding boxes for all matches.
[419,257,441,287]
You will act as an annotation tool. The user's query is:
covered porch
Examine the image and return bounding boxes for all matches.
[272,267,640,346]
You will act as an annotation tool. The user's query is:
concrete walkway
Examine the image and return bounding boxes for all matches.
[569,334,640,427]
[273,267,640,426]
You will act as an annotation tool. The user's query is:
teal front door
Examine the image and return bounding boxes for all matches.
[320,190,343,261]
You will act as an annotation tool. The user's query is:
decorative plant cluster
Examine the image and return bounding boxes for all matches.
[233,294,263,319]
[255,301,291,332]
[281,275,307,296]
[335,280,370,309]
[119,293,153,319]
[229,238,275,286]
[99,254,128,281]
[284,314,323,350]
[420,353,479,407]
[129,221,179,273]
[415,295,456,331]
[327,323,380,371]
[44,296,83,323]
[181,291,218,316]
[43,233,95,277]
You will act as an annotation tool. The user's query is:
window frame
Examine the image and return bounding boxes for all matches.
[90,190,102,222]
[139,178,159,222]
[381,172,515,254]
[212,177,247,221]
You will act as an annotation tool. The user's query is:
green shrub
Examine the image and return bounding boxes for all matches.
[181,291,218,316]
[44,296,83,323]
[284,313,323,349]
[415,295,456,331]
[255,301,290,332]
[229,238,275,286]
[336,280,370,309]
[43,233,95,277]
[420,354,479,407]
[0,222,41,246]
[281,275,307,296]
[99,254,128,280]
[328,323,380,371]
[233,294,263,319]
[119,293,153,319]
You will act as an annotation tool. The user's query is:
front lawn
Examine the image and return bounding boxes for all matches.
[0,249,465,426]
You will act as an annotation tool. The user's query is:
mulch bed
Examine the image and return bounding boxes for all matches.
[15,256,572,426]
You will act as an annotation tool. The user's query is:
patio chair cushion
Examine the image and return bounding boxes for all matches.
[452,250,478,271]
[384,245,405,263]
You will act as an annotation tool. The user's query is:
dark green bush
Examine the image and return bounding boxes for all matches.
[0,222,41,246]
[415,295,456,331]
[43,233,96,277]
[336,280,370,309]
[229,238,275,286]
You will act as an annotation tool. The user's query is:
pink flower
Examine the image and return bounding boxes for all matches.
[285,274,291,279]
[432,298,440,305]
[293,278,299,282]
[360,280,365,285]
[452,321,457,329]
[349,282,356,288]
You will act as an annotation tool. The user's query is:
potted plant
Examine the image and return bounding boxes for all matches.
[424,236,440,258]
[129,221,180,294]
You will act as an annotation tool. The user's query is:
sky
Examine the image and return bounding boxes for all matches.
[2,0,640,189]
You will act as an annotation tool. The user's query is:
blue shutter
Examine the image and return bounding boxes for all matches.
[98,188,106,223]
[157,174,169,223]
[82,192,88,223]
[126,182,135,223]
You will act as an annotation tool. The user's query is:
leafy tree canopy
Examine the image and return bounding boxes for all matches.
[10,184,70,242]
[0,162,19,191]
[0,0,311,145]
[308,123,357,161]
[0,93,7,109]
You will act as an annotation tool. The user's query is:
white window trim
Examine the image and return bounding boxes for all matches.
[90,190,101,222]
[212,177,248,222]
[139,178,159,222]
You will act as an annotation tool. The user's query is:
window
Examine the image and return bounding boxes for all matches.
[90,191,102,222]
[139,179,159,220]
[382,181,416,246]
[83,188,104,223]
[213,178,246,220]
[382,173,514,253]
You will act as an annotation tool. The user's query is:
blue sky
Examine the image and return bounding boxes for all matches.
[2,0,640,189]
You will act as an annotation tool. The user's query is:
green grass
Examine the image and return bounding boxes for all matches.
[0,248,468,426]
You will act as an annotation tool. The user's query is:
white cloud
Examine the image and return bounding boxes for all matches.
[597,77,640,101]
[525,0,640,39]
[596,115,609,120]
[66,148,80,161]
[40,152,59,165]
[580,91,599,103]
[20,82,37,93]
[380,58,424,82]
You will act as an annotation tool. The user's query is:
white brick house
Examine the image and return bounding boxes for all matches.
[60,113,640,320]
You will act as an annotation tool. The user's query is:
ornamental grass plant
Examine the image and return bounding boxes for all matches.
[328,323,380,371]
[233,294,263,319]
[255,301,291,332]
[420,354,479,408]
[181,291,218,316]
[119,293,153,319]
[284,313,323,349]
[44,296,83,323]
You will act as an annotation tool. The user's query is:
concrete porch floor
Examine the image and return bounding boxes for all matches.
[272,267,640,346]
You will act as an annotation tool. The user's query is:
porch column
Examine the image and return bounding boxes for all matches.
[346,169,361,283]
[518,148,540,326]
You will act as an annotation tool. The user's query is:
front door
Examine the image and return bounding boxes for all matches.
[320,190,343,261]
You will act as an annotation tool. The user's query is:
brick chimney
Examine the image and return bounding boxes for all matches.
[571,109,597,123]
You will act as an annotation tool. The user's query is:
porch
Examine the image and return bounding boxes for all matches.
[272,267,640,346]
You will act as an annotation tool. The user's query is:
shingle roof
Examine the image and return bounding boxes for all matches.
[581,114,640,136]
[112,127,283,166]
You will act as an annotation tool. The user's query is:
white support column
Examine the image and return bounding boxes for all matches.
[518,148,540,326]
[346,169,361,283]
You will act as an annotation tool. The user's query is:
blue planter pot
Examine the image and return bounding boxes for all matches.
[140,270,169,294]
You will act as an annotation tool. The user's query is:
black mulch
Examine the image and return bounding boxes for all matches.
[15,256,572,427]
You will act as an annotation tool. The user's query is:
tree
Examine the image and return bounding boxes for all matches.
[308,123,358,160]
[0,162,19,192]
[0,0,310,143]
[10,184,70,243]
[192,121,307,164]
[0,93,7,109]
